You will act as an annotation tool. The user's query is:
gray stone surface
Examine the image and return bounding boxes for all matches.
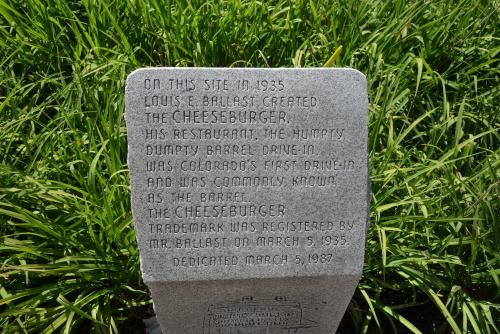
[125,68,369,333]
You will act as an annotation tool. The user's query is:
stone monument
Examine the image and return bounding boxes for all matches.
[125,68,369,333]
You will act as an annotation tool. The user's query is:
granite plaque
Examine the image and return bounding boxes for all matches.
[125,68,369,333]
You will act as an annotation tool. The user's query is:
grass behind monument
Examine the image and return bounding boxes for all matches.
[0,0,498,332]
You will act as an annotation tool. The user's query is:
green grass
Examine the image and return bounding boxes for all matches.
[0,0,499,332]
